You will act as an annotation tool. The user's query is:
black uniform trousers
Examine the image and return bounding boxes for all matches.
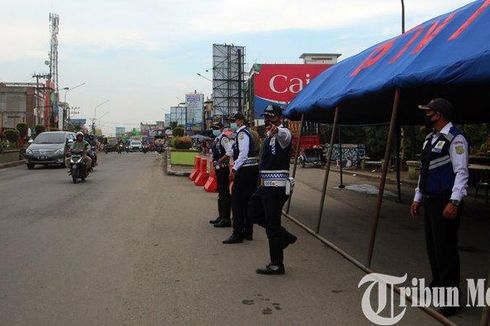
[231,165,259,236]
[216,166,231,221]
[423,196,463,289]
[248,187,293,264]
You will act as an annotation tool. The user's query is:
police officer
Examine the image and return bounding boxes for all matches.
[209,122,234,228]
[222,113,259,244]
[410,98,469,316]
[248,104,297,275]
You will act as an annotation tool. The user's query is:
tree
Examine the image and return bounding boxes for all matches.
[170,121,178,130]
[34,125,46,138]
[5,129,19,146]
[173,126,184,137]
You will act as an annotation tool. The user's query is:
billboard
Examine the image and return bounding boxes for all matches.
[185,93,204,129]
[253,64,331,117]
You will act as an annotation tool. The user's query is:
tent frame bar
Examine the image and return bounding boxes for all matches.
[316,106,340,233]
[286,113,305,214]
[366,89,401,268]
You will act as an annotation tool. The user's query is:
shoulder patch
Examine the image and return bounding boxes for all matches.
[238,133,245,140]
[455,145,465,155]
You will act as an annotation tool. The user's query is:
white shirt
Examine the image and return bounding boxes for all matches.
[218,133,234,158]
[267,124,292,149]
[232,125,250,171]
[414,122,469,202]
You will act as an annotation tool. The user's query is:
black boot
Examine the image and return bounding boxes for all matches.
[243,231,253,241]
[209,217,221,224]
[222,233,243,244]
[214,219,231,228]
[282,228,297,249]
[256,263,285,275]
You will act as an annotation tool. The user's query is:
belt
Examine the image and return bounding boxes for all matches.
[242,157,259,167]
[260,169,289,187]
[213,161,229,169]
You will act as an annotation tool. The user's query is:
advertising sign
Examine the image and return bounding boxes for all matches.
[185,93,204,127]
[253,64,331,117]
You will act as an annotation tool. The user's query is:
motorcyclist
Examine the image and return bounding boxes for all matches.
[71,131,92,171]
[82,128,97,166]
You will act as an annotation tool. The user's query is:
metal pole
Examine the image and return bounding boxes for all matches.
[338,125,345,188]
[396,120,402,202]
[366,89,400,268]
[237,48,242,113]
[401,0,405,34]
[480,268,490,326]
[315,107,340,234]
[286,114,305,213]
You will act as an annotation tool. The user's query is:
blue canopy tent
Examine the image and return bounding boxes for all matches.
[285,0,490,125]
[282,2,490,324]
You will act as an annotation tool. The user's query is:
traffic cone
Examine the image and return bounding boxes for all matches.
[194,157,208,186]
[189,156,201,181]
[204,163,218,192]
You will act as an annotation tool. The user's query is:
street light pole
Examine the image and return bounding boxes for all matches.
[92,99,110,134]
[62,82,85,129]
[401,0,405,33]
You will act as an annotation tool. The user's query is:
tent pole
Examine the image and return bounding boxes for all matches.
[338,126,345,188]
[480,267,490,326]
[315,107,340,234]
[286,114,305,214]
[396,121,402,202]
[366,89,400,268]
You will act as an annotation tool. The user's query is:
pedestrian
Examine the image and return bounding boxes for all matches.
[222,113,259,244]
[248,104,297,275]
[209,122,234,228]
[410,98,469,317]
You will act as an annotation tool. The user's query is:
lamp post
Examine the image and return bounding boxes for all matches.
[92,99,110,134]
[62,82,85,129]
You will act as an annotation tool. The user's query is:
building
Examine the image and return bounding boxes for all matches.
[164,113,171,126]
[0,83,42,132]
[299,53,341,65]
[169,104,187,127]
[115,126,126,138]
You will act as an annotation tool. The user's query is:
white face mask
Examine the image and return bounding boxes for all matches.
[230,123,238,131]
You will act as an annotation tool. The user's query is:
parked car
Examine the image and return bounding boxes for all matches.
[129,140,143,151]
[24,131,76,169]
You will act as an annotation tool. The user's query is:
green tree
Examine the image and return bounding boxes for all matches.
[173,126,184,137]
[34,125,46,138]
[5,129,19,146]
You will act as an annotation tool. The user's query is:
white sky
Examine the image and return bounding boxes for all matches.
[0,0,471,135]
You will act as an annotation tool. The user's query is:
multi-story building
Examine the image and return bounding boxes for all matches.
[0,83,41,132]
[169,104,187,127]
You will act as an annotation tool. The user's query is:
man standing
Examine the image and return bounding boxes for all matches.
[209,122,234,228]
[223,113,259,244]
[410,98,469,316]
[248,104,297,275]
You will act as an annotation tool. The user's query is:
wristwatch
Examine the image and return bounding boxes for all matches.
[450,200,460,207]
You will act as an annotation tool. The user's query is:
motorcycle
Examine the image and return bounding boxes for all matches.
[117,143,123,154]
[142,144,148,154]
[68,150,90,184]
[88,146,97,168]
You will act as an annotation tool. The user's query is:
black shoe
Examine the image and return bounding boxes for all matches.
[283,233,297,249]
[256,263,285,275]
[214,219,231,228]
[222,233,243,244]
[243,233,253,241]
[209,217,221,224]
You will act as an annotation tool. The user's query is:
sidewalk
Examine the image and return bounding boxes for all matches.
[0,160,24,169]
[153,171,439,325]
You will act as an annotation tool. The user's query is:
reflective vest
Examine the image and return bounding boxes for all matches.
[419,126,462,197]
[212,134,226,162]
[232,128,255,161]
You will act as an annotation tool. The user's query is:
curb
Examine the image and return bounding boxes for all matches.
[0,160,24,169]
[161,152,191,177]
[330,167,418,187]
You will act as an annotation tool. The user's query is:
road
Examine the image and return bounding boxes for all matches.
[0,153,438,325]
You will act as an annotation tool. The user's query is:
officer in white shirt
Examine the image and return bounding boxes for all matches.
[410,98,469,317]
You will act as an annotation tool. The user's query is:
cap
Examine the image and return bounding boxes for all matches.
[228,112,246,121]
[418,98,455,116]
[211,121,224,129]
[76,131,84,137]
[262,104,283,117]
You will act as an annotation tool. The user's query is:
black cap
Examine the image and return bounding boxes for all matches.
[211,121,224,129]
[262,104,283,117]
[418,98,455,117]
[229,112,246,121]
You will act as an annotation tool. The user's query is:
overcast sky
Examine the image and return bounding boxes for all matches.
[0,0,471,135]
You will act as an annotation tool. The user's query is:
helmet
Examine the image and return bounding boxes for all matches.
[76,131,84,138]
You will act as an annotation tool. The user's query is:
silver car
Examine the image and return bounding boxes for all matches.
[24,131,76,169]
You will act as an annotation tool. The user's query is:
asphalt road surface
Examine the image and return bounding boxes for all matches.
[0,153,439,326]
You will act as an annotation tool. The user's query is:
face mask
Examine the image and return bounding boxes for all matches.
[212,130,220,137]
[424,113,437,127]
[230,123,238,131]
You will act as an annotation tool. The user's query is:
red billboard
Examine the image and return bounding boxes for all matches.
[253,64,331,117]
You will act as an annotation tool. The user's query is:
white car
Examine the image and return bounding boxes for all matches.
[129,140,143,151]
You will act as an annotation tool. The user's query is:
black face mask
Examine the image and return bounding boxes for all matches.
[424,113,437,127]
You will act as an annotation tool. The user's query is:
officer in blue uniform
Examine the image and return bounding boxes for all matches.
[248,104,297,275]
[222,113,259,244]
[410,98,469,316]
[209,122,234,228]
